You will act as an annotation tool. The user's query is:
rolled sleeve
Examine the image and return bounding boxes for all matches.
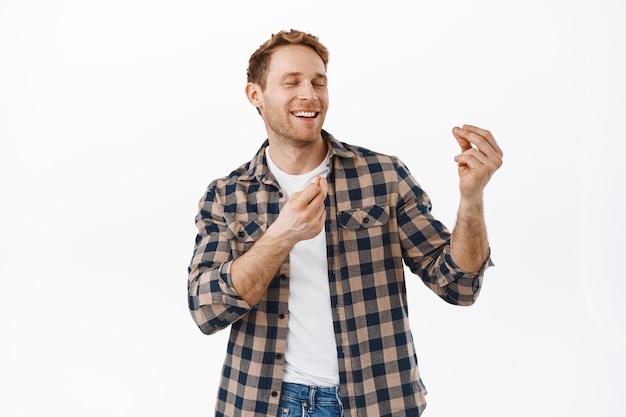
[187,186,254,334]
[425,243,494,306]
[435,244,494,287]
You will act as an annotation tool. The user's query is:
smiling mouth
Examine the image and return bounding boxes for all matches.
[292,111,318,118]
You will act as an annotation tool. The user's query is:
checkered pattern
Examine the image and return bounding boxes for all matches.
[188,131,492,417]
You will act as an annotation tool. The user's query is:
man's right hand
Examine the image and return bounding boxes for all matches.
[268,176,328,245]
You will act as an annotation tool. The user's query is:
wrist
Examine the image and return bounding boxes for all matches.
[263,223,298,253]
[458,193,484,214]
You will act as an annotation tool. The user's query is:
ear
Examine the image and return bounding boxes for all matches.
[245,82,263,111]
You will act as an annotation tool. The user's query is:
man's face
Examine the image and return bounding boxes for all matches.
[249,44,329,147]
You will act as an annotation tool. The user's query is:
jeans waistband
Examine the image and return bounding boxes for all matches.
[280,382,341,412]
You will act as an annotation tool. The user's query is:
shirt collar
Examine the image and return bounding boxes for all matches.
[239,130,356,183]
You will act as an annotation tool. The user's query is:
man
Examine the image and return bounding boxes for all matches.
[188,29,503,417]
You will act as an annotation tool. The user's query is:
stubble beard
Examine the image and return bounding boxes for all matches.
[265,108,325,149]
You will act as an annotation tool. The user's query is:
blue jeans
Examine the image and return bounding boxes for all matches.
[278,382,344,417]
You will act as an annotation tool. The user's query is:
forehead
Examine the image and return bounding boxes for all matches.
[267,45,326,78]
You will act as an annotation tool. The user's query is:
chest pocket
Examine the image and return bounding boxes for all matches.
[338,204,392,274]
[338,204,390,230]
[226,220,267,256]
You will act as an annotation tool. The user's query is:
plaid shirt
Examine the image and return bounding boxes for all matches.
[188,131,492,417]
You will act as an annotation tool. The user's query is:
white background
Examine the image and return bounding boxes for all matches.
[1,1,625,416]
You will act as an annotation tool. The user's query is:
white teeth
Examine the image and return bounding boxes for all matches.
[293,111,316,118]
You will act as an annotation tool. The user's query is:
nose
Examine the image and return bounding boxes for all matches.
[297,82,318,102]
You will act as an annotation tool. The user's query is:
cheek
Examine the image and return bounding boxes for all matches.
[263,93,289,110]
[319,92,330,107]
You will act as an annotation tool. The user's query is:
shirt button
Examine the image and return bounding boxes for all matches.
[237,231,245,238]
[278,192,284,198]
[271,391,278,397]
[362,217,370,224]
[278,313,285,319]
[280,274,288,281]
[275,353,283,360]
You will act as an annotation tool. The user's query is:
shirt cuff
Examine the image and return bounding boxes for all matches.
[214,260,253,310]
[436,245,494,287]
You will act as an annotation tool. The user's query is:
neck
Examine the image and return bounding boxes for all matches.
[267,137,328,175]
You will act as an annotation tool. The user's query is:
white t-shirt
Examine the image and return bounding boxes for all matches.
[266,147,339,387]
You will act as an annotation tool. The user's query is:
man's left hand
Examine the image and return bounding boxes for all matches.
[452,124,503,201]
